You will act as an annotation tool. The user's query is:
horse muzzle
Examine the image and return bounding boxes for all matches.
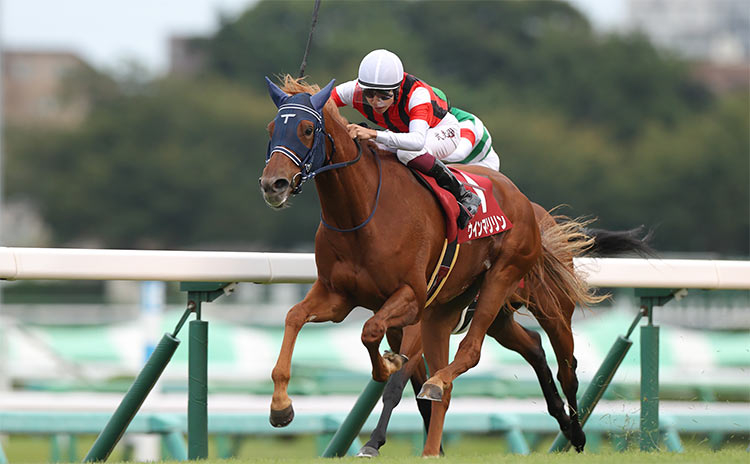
[259,176,292,208]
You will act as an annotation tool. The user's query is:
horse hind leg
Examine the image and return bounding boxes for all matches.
[357,366,411,457]
[533,296,586,452]
[358,324,424,457]
[485,306,577,445]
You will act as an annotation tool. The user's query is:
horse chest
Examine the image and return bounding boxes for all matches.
[325,259,404,305]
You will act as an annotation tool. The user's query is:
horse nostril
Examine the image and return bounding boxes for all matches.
[260,177,290,195]
[273,178,290,191]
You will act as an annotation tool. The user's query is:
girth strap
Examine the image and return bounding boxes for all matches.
[424,239,460,307]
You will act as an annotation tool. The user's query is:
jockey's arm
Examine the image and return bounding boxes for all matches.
[337,80,429,152]
[373,87,432,151]
[374,119,428,151]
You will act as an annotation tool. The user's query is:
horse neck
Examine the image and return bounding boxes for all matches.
[314,116,380,231]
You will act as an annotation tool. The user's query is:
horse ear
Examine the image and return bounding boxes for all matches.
[310,79,336,112]
[265,76,290,108]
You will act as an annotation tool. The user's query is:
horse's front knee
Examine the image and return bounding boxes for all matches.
[271,366,290,386]
[362,319,386,345]
[284,305,309,330]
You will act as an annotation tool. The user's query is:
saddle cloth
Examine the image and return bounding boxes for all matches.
[413,167,513,243]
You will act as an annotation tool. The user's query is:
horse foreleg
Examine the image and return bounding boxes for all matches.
[419,311,454,457]
[270,283,350,427]
[362,285,421,382]
[359,323,424,457]
[409,352,437,448]
[420,267,524,400]
[486,307,575,445]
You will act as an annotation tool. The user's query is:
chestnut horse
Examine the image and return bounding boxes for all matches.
[260,76,602,455]
[357,220,652,457]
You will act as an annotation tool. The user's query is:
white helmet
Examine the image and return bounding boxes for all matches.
[357,49,404,90]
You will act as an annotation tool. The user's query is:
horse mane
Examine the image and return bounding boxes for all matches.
[277,74,349,128]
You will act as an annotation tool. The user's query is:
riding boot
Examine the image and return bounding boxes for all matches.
[427,159,481,229]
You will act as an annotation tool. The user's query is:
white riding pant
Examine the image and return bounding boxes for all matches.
[471,149,500,171]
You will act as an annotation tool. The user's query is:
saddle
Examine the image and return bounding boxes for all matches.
[413,167,513,307]
[412,167,513,243]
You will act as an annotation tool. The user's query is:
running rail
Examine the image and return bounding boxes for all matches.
[0,247,748,288]
[0,246,747,458]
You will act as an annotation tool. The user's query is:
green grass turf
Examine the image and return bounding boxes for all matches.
[2,433,748,463]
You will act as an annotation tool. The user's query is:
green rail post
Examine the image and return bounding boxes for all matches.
[179,282,233,461]
[635,289,678,451]
[50,435,61,463]
[506,426,531,455]
[53,434,78,462]
[162,431,189,461]
[549,309,643,452]
[149,415,189,460]
[84,282,233,463]
[639,295,660,451]
[188,318,209,460]
[68,435,78,462]
[321,378,386,457]
[83,332,180,462]
[611,433,628,452]
[661,417,683,452]
[550,289,680,453]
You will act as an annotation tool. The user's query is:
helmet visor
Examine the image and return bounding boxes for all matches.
[357,79,399,89]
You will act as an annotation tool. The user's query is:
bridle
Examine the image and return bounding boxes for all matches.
[265,77,382,232]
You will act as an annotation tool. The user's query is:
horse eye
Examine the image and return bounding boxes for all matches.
[305,127,313,136]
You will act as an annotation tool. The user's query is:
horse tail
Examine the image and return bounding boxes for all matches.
[521,216,607,321]
[585,226,656,258]
[522,214,656,320]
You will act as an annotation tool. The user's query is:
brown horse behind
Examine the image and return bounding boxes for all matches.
[259,76,599,455]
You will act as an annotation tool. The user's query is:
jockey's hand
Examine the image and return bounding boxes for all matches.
[347,123,377,141]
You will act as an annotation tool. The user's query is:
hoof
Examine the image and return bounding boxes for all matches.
[356,445,379,458]
[269,404,294,428]
[417,382,443,402]
[572,431,586,453]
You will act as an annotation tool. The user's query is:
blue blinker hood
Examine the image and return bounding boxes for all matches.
[265,77,336,193]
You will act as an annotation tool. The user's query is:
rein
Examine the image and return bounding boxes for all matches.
[320,139,382,233]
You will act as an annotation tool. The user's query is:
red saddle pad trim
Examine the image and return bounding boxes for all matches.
[414,168,513,243]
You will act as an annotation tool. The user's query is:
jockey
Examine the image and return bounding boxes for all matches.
[331,49,481,228]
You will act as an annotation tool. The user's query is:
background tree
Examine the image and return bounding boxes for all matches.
[4,0,747,256]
